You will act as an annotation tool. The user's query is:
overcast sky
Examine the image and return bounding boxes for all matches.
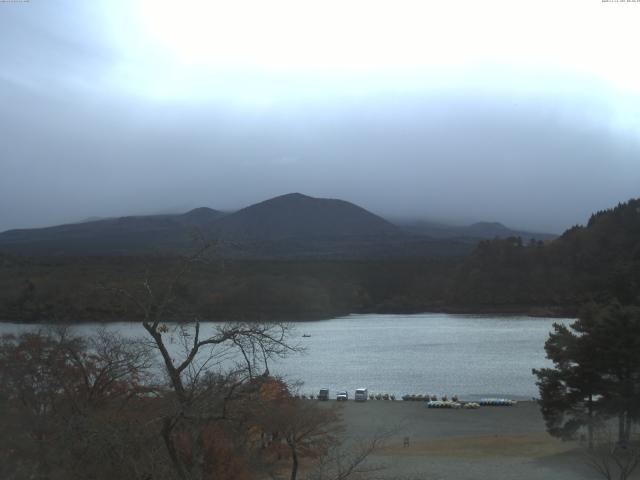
[1,0,639,234]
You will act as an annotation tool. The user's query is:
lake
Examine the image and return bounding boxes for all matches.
[0,313,572,400]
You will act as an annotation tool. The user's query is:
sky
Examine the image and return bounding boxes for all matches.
[1,0,639,234]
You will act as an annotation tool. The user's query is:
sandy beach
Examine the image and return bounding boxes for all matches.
[324,400,627,480]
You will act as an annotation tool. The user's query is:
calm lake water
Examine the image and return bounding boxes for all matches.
[0,313,572,400]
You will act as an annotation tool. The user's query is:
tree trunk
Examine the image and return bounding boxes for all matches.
[145,326,187,403]
[618,412,625,443]
[162,417,190,480]
[288,438,298,480]
[624,412,632,442]
[588,394,594,450]
[36,431,50,480]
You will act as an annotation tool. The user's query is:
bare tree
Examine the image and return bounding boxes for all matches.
[584,427,640,480]
[105,245,302,480]
[304,428,389,480]
[249,380,342,480]
[102,244,391,480]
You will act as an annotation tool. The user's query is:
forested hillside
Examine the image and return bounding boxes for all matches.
[1,199,638,323]
[448,198,640,310]
[0,255,454,322]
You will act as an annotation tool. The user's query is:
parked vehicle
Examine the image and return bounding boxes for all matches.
[336,391,349,401]
[354,388,368,402]
[318,388,330,401]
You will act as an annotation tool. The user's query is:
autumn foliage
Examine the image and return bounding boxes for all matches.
[0,330,344,480]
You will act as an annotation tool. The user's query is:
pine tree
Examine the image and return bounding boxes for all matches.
[534,302,640,447]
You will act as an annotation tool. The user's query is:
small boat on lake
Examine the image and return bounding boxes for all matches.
[302,334,311,338]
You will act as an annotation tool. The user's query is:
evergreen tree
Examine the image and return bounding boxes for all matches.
[584,303,640,443]
[534,302,640,447]
[534,315,603,448]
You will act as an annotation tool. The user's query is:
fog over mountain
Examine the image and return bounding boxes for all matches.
[1,1,639,234]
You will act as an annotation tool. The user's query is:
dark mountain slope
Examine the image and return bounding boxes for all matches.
[0,207,224,255]
[210,193,401,240]
[0,194,406,257]
[0,192,553,260]
[398,219,556,241]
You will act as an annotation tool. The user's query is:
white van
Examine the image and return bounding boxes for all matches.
[354,388,368,402]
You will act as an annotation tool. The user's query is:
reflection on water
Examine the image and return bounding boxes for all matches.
[0,313,572,400]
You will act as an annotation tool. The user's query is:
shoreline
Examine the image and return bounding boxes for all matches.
[0,305,576,324]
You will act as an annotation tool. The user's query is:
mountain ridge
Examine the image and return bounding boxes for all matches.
[208,192,400,240]
[0,207,225,255]
[0,193,555,256]
[396,219,555,242]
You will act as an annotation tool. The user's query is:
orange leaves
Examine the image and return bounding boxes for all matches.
[258,377,291,403]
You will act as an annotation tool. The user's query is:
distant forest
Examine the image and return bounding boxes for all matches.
[1,198,638,322]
